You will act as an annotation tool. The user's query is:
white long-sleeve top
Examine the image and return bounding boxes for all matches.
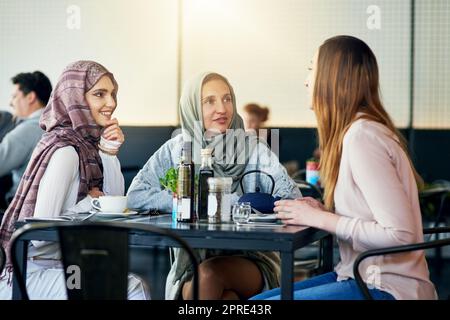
[334,118,437,300]
[28,146,124,260]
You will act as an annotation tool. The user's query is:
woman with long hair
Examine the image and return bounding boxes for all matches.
[251,36,436,300]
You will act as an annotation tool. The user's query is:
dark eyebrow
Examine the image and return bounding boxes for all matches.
[201,95,215,102]
[92,88,108,93]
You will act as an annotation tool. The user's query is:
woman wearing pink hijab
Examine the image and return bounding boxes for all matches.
[0,61,148,299]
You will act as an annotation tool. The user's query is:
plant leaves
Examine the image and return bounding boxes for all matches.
[160,167,178,194]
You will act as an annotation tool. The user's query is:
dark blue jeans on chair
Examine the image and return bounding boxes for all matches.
[250,272,396,300]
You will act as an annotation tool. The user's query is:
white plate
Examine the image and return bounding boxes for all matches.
[248,214,278,222]
[88,210,139,218]
[237,221,285,228]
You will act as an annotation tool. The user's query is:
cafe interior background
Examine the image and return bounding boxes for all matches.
[0,0,449,299]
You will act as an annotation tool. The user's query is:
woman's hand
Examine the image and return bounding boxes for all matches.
[89,187,104,198]
[295,196,327,211]
[102,118,125,144]
[274,197,339,233]
[274,198,323,226]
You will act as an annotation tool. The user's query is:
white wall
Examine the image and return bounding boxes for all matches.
[182,0,411,127]
[414,0,450,129]
[1,0,449,128]
[0,0,179,125]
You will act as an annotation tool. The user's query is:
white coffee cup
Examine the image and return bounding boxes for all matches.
[91,195,127,213]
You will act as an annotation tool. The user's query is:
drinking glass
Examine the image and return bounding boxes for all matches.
[232,202,251,223]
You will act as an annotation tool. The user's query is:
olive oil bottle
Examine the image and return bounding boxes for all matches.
[177,141,195,222]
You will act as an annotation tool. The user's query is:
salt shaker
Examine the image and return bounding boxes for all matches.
[207,177,233,224]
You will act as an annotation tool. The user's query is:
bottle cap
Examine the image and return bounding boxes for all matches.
[207,177,232,191]
[201,148,213,156]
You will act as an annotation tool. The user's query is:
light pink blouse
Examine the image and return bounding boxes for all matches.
[334,118,437,300]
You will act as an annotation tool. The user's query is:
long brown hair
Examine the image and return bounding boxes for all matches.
[313,35,423,209]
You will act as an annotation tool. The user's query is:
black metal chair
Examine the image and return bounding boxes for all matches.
[0,245,5,275]
[290,179,331,279]
[10,221,199,300]
[0,174,12,212]
[291,169,306,182]
[291,171,323,201]
[353,226,450,300]
[295,180,323,201]
[420,187,449,230]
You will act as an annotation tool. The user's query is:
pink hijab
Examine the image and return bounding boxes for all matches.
[0,60,118,272]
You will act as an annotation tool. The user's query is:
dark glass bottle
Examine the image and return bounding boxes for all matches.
[197,148,214,221]
[177,141,195,222]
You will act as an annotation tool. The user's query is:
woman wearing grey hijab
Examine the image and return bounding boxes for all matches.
[127,72,300,299]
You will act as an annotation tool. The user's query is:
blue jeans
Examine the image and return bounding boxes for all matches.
[250,272,396,300]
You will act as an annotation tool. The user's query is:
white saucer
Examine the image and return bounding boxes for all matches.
[88,210,139,218]
[248,213,278,222]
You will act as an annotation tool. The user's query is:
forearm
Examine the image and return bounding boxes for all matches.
[100,151,125,195]
[311,210,340,234]
[336,216,416,251]
[127,181,172,212]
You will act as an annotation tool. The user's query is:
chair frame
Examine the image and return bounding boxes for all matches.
[353,226,450,300]
[0,245,5,275]
[420,189,449,230]
[293,178,323,201]
[291,179,331,276]
[290,169,306,182]
[9,221,199,300]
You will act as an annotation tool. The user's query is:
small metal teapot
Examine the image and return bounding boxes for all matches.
[238,170,281,213]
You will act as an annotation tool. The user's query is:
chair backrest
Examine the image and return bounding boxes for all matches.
[353,226,450,300]
[294,179,323,201]
[0,174,12,211]
[58,225,129,299]
[10,221,199,300]
[419,188,449,229]
[0,245,5,275]
[290,169,306,181]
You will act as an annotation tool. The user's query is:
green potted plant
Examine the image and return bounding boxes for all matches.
[159,167,178,221]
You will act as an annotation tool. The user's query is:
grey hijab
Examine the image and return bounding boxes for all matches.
[179,72,258,192]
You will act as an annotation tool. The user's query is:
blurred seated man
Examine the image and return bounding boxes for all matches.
[0,110,16,211]
[0,71,52,207]
[0,110,15,141]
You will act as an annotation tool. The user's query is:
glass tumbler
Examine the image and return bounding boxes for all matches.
[232,202,251,223]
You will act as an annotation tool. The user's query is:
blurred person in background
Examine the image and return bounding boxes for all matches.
[0,110,15,142]
[0,71,52,209]
[243,103,271,147]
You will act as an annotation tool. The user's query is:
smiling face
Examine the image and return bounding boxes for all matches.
[201,79,234,133]
[85,75,117,127]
